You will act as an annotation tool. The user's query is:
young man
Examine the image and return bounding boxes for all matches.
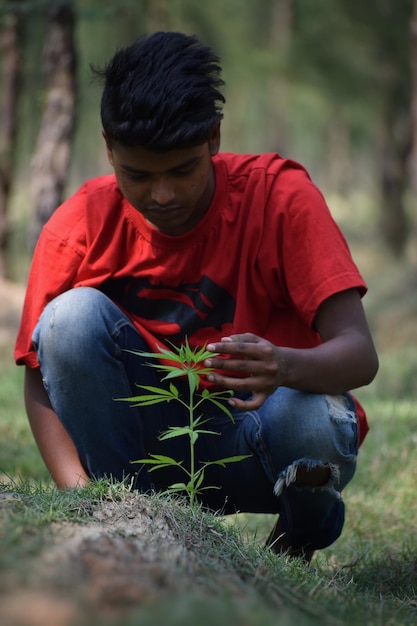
[15,31,378,561]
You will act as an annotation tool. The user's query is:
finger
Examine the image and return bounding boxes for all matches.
[207,334,262,353]
[228,391,267,411]
[206,356,260,374]
[206,343,262,361]
[207,372,267,394]
[223,333,262,343]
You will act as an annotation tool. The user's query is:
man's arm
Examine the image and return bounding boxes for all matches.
[24,366,89,488]
[205,288,379,411]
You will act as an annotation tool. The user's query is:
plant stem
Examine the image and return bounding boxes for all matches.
[188,377,196,504]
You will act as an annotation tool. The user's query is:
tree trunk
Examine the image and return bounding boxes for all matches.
[326,110,353,196]
[267,0,293,154]
[0,4,24,279]
[29,0,77,250]
[410,0,417,190]
[379,102,410,257]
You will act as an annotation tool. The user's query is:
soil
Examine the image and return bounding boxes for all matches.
[0,492,269,626]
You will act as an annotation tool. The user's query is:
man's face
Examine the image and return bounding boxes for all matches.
[104,126,220,236]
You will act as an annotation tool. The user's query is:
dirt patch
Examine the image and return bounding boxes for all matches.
[0,493,276,626]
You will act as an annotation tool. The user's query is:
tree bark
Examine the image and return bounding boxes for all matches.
[266,0,293,154]
[29,0,77,250]
[0,4,24,279]
[410,0,417,190]
[378,9,413,259]
[379,101,410,257]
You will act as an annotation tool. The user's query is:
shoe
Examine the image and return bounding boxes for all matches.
[265,516,315,564]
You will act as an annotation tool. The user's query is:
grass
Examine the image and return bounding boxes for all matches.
[1,244,417,625]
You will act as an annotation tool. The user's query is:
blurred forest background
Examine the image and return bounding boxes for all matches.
[0,0,416,284]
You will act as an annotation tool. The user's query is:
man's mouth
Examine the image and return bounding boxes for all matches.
[145,206,184,219]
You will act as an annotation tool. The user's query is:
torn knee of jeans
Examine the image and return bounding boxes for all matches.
[273,459,341,499]
[326,394,356,424]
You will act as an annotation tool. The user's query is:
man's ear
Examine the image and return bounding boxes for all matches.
[209,122,221,156]
[102,131,114,166]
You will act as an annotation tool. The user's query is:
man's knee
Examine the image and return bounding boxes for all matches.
[33,288,111,361]
[259,388,358,489]
[294,464,331,486]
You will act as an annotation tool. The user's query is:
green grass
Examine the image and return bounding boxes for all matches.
[1,262,417,626]
[229,391,417,625]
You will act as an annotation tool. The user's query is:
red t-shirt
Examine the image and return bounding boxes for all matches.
[15,152,369,442]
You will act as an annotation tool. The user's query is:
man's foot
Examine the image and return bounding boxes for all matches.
[265,517,315,564]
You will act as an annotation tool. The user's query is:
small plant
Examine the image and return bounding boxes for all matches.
[117,339,250,504]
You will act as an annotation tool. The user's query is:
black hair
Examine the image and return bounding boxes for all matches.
[94,31,225,151]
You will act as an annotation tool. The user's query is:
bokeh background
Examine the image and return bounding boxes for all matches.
[1,0,416,399]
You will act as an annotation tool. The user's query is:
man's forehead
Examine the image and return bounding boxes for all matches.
[111,142,207,173]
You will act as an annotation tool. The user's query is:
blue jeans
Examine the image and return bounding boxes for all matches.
[32,287,359,551]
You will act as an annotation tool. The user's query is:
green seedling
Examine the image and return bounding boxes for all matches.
[116,339,250,504]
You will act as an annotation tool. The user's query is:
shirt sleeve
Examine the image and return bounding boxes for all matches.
[270,165,367,328]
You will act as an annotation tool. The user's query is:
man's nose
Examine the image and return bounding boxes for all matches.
[150,179,176,205]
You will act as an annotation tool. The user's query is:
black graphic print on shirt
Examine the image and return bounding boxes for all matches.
[100,274,236,342]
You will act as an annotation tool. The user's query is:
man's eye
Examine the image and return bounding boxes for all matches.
[125,172,148,181]
[175,166,195,177]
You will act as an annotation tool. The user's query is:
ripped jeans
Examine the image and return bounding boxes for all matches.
[32,287,359,552]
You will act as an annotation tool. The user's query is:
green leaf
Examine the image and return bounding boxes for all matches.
[122,348,156,359]
[133,384,177,396]
[187,370,200,396]
[131,454,183,469]
[192,345,218,362]
[190,430,199,445]
[191,366,217,376]
[204,389,234,399]
[124,347,176,361]
[203,455,252,468]
[124,346,184,364]
[119,396,175,407]
[166,483,188,492]
[125,341,219,365]
[161,428,200,444]
[194,469,205,490]
[206,397,234,419]
[194,429,219,437]
[155,347,184,362]
[192,414,212,428]
[131,460,173,472]
[159,426,193,441]
[160,368,189,380]
[169,382,179,397]
[148,453,182,463]
[114,383,180,406]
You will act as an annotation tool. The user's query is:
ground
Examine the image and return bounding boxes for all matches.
[1,490,306,626]
[0,492,246,626]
